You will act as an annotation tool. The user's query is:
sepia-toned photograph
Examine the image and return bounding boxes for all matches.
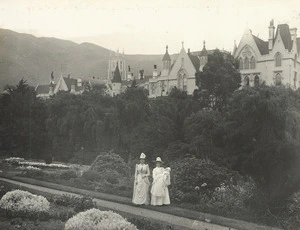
[0,0,300,229]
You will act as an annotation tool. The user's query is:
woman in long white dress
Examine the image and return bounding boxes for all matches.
[151,157,171,206]
[132,153,150,205]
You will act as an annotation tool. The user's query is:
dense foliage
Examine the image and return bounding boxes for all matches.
[1,51,300,227]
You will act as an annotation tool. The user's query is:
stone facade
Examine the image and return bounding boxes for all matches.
[234,19,300,89]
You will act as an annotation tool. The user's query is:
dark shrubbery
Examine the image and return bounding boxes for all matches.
[51,194,95,212]
[59,170,78,180]
[171,156,233,193]
[44,155,53,164]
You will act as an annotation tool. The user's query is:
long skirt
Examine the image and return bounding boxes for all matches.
[132,176,150,205]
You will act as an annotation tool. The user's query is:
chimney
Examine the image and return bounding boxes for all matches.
[153,65,158,77]
[268,19,275,50]
[139,70,144,79]
[290,28,297,42]
[127,65,132,80]
[71,84,75,93]
[49,85,54,96]
[77,78,82,87]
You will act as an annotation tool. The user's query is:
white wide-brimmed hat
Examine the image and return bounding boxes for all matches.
[140,153,146,159]
[155,157,163,163]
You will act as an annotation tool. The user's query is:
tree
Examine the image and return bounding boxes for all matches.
[195,50,241,111]
[0,79,47,159]
[225,85,300,206]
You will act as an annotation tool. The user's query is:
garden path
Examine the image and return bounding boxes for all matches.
[0,177,282,230]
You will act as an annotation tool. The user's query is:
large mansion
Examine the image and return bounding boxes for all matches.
[233,19,300,89]
[108,42,230,97]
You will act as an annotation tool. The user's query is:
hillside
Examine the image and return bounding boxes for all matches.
[0,29,173,90]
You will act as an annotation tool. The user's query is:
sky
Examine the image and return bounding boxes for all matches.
[1,0,300,54]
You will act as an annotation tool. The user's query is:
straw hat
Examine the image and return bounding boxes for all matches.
[140,153,146,159]
[155,157,163,163]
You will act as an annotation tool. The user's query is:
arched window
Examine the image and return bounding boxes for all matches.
[275,52,282,67]
[275,73,282,85]
[244,57,249,69]
[254,75,259,87]
[250,57,256,69]
[178,72,186,90]
[295,54,297,68]
[244,76,250,86]
[239,58,243,70]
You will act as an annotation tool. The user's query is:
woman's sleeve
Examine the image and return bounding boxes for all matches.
[134,164,137,182]
[146,164,150,176]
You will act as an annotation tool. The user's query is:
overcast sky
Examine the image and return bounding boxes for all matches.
[1,0,300,54]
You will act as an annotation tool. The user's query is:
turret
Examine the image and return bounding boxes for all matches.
[268,19,275,50]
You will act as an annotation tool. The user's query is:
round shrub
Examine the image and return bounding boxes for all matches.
[0,190,50,217]
[90,152,130,175]
[64,208,137,230]
[171,156,233,193]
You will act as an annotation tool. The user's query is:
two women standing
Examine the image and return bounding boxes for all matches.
[132,154,170,206]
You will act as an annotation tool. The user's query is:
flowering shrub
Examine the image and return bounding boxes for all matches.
[3,157,25,165]
[170,156,233,193]
[17,166,41,171]
[19,161,70,169]
[0,190,50,218]
[208,179,256,211]
[65,208,138,230]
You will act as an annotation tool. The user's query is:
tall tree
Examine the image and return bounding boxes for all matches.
[195,50,241,111]
[225,85,300,206]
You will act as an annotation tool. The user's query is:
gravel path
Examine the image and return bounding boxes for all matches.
[0,177,282,230]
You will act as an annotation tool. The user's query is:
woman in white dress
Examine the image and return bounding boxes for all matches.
[132,153,150,205]
[151,157,171,206]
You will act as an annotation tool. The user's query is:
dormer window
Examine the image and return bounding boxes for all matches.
[275,52,282,67]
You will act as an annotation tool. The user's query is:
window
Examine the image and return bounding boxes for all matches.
[250,57,256,69]
[244,76,250,86]
[120,61,123,70]
[275,52,282,67]
[254,75,259,87]
[178,72,186,90]
[275,73,282,85]
[181,58,184,66]
[244,57,249,69]
[294,72,297,88]
[239,58,243,70]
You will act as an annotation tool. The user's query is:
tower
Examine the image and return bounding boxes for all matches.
[111,63,122,96]
[161,45,171,76]
[108,49,127,82]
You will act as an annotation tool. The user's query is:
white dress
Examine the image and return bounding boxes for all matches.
[132,164,150,205]
[151,167,170,206]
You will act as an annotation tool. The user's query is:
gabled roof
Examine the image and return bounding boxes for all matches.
[275,24,293,51]
[188,53,200,71]
[36,85,53,94]
[112,64,122,83]
[252,35,269,55]
[63,77,87,91]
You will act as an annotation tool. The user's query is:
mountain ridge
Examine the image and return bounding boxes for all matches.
[0,28,172,90]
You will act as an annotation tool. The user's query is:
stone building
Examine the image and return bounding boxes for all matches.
[233,19,300,89]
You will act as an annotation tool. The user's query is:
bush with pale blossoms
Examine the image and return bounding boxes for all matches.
[0,190,50,217]
[65,208,138,230]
